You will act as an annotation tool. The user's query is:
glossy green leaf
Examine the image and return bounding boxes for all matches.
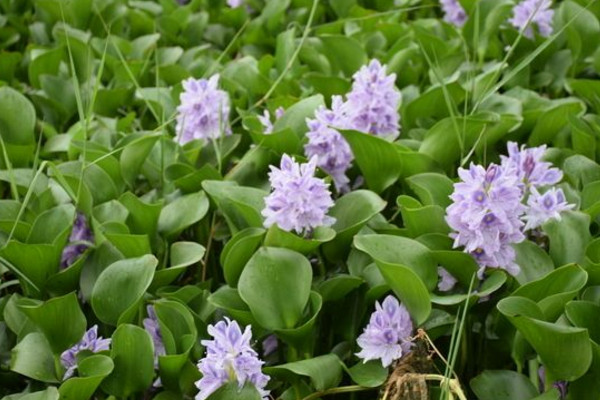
[470,370,538,400]
[58,355,114,400]
[265,354,342,391]
[158,191,210,236]
[220,228,266,287]
[11,332,58,383]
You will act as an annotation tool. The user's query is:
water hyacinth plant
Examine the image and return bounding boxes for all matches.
[1,0,600,399]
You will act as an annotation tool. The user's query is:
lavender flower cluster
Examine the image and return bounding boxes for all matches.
[60,325,111,380]
[60,212,93,269]
[262,154,335,236]
[258,106,284,134]
[304,59,400,191]
[196,318,269,400]
[445,142,573,278]
[175,74,231,144]
[440,0,555,39]
[356,295,414,368]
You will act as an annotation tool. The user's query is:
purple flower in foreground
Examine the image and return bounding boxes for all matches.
[341,59,401,140]
[257,107,284,134]
[175,74,231,144]
[305,100,354,192]
[262,154,335,235]
[356,295,414,368]
[144,306,167,368]
[227,0,243,7]
[441,0,467,27]
[60,212,93,269]
[501,142,562,189]
[523,187,574,231]
[446,163,526,277]
[538,366,568,399]
[508,0,554,39]
[437,267,458,292]
[60,325,111,380]
[196,318,269,400]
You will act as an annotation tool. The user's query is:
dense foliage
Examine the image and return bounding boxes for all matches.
[1,0,600,399]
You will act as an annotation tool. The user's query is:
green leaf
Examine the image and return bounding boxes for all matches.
[17,292,86,354]
[406,173,454,207]
[151,242,206,289]
[264,225,335,254]
[345,361,388,388]
[403,82,466,129]
[514,240,556,285]
[220,228,266,287]
[317,274,364,302]
[11,332,58,383]
[512,264,587,320]
[91,255,157,325]
[543,211,592,267]
[101,324,155,397]
[265,354,342,391]
[470,370,538,400]
[158,191,209,237]
[272,95,325,139]
[323,190,386,261]
[354,235,433,325]
[340,130,403,193]
[238,247,312,330]
[58,355,114,400]
[202,180,267,234]
[207,382,262,400]
[498,296,592,381]
[319,35,368,76]
[120,133,161,187]
[528,98,586,146]
[0,86,36,145]
[565,300,600,344]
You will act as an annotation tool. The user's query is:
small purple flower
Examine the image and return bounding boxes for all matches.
[262,154,335,235]
[60,212,93,269]
[441,0,467,27]
[501,142,562,189]
[262,334,278,357]
[60,325,111,380]
[305,101,354,192]
[196,318,269,400]
[356,295,414,368]
[437,267,458,291]
[508,0,554,39]
[446,163,526,276]
[257,107,285,134]
[144,305,167,367]
[538,366,568,399]
[175,74,231,144]
[523,187,574,231]
[341,60,401,140]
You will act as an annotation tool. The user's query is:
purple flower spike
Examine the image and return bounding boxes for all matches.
[195,318,269,400]
[262,154,335,235]
[441,0,468,27]
[60,212,93,269]
[445,163,526,277]
[508,0,554,39]
[538,366,568,399]
[341,60,401,140]
[356,295,414,368]
[305,102,354,193]
[60,325,111,380]
[523,187,574,231]
[437,267,458,292]
[501,142,562,189]
[175,74,231,144]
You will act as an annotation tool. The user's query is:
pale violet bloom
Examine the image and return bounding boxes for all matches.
[227,0,243,7]
[195,318,269,400]
[441,0,467,27]
[175,74,231,144]
[143,305,166,387]
[60,325,111,380]
[356,295,414,368]
[500,141,562,189]
[341,59,401,140]
[446,164,526,277]
[523,187,574,231]
[257,107,284,134]
[508,0,554,39]
[305,99,354,192]
[61,212,93,269]
[437,267,458,292]
[262,154,335,235]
